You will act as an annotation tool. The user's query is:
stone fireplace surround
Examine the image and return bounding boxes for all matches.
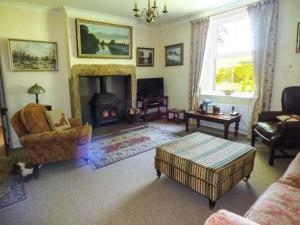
[69,64,137,120]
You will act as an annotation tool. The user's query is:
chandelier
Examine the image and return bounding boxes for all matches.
[133,0,168,23]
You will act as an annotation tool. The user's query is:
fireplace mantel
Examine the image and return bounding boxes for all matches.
[69,64,137,119]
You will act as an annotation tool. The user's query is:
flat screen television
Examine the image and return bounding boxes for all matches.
[137,78,164,97]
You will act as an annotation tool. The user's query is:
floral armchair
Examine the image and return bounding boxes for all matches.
[10,103,92,166]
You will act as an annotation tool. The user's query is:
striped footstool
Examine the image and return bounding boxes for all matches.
[155,132,256,209]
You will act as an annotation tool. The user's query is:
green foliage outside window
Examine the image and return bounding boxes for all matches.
[215,61,255,92]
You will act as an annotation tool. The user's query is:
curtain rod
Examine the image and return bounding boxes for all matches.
[191,0,263,21]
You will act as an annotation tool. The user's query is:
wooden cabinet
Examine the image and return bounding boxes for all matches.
[137,96,168,121]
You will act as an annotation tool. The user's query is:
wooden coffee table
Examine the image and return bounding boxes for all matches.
[184,111,241,139]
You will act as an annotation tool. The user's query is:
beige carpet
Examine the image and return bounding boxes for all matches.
[0,121,292,225]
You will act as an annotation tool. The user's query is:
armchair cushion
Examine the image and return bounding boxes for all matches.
[204,210,259,225]
[277,115,300,122]
[20,103,50,133]
[44,110,71,131]
[255,122,278,139]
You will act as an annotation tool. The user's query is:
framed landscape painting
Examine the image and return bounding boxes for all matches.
[165,43,184,66]
[76,18,132,59]
[8,39,58,71]
[296,22,300,53]
[137,47,154,66]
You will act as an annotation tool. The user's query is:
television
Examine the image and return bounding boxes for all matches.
[137,78,164,97]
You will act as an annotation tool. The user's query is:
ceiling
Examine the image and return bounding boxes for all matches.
[1,0,245,23]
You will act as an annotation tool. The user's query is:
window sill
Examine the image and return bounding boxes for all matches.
[200,92,255,100]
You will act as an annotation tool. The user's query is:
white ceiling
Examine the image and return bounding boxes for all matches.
[1,0,246,23]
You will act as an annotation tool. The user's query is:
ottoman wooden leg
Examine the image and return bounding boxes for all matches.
[209,200,216,210]
[243,174,251,181]
[156,170,161,177]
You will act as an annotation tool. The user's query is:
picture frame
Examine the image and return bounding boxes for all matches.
[76,18,132,59]
[165,43,184,66]
[296,22,300,53]
[8,39,58,72]
[136,47,154,66]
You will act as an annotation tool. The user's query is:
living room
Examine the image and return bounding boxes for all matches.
[0,0,300,224]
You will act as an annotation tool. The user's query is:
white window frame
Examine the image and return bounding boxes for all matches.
[200,8,254,98]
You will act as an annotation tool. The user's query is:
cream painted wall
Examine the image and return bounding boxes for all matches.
[1,0,300,148]
[0,5,160,148]
[0,5,70,148]
[271,0,300,110]
[157,0,300,112]
[135,25,161,79]
[159,22,191,109]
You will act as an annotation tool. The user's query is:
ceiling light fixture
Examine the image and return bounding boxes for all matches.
[133,0,168,23]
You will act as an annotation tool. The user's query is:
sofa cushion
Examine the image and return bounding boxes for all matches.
[245,182,300,225]
[205,210,259,225]
[279,153,300,189]
[20,103,50,134]
[44,110,71,131]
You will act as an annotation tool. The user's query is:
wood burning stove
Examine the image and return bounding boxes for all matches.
[89,76,122,127]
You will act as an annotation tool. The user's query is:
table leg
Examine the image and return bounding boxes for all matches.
[197,119,200,128]
[185,115,189,132]
[224,123,229,139]
[234,119,240,137]
[167,112,170,122]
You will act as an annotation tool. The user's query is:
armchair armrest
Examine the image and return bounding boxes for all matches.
[258,111,284,122]
[72,124,92,145]
[204,210,260,225]
[69,117,82,127]
[20,128,79,145]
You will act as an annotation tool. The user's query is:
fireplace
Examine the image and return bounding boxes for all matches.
[69,64,137,123]
[89,77,122,127]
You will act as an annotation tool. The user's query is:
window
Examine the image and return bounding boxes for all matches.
[201,9,255,97]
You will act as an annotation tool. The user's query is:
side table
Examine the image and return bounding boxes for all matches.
[167,108,185,124]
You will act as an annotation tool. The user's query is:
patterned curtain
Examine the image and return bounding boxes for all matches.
[189,18,210,111]
[248,0,279,131]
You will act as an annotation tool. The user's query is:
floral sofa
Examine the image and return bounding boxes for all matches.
[204,153,300,225]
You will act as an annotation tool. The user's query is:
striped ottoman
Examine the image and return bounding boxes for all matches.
[155,132,256,209]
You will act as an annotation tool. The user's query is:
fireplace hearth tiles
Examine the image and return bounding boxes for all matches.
[70,64,137,121]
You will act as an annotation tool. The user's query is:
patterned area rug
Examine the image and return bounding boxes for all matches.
[88,125,178,169]
[0,176,26,210]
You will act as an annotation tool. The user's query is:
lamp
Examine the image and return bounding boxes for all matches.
[28,83,45,104]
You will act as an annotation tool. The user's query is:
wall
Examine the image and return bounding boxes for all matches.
[271,0,300,110]
[159,22,191,109]
[0,5,70,148]
[157,0,300,111]
[0,4,160,148]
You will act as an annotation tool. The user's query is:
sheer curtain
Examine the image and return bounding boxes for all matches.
[189,18,210,111]
[248,0,279,131]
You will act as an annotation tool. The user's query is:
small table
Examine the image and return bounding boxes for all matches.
[167,108,185,124]
[184,111,241,139]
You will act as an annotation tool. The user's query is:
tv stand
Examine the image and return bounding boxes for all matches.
[137,96,168,121]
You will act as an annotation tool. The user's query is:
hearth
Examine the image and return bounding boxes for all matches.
[89,76,122,127]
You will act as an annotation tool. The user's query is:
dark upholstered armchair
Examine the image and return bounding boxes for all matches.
[252,87,300,165]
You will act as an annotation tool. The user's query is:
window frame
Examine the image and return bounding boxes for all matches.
[200,8,255,98]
